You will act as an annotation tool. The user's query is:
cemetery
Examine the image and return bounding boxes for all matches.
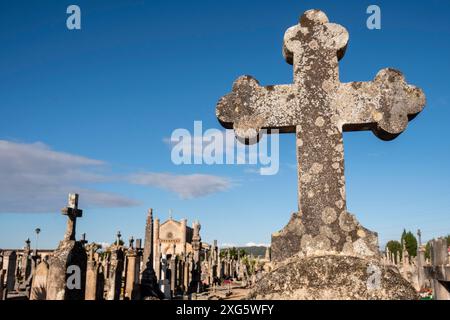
[1,4,449,302]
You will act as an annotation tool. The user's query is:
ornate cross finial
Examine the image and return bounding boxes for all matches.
[61,193,83,241]
[216,9,426,258]
[129,236,135,249]
[80,233,88,246]
[116,231,122,246]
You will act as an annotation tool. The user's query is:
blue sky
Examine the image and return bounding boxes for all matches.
[0,0,449,250]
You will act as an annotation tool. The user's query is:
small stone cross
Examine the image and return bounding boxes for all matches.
[61,193,83,241]
[216,10,426,256]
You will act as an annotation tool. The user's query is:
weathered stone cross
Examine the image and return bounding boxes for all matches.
[61,193,83,241]
[216,10,426,258]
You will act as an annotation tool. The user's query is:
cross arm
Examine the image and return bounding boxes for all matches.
[337,68,426,141]
[61,207,83,218]
[216,75,298,143]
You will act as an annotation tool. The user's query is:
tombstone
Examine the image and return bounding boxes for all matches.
[159,254,171,299]
[3,251,17,293]
[85,243,103,300]
[105,240,124,300]
[265,246,271,261]
[190,221,202,293]
[169,252,177,297]
[177,252,185,292]
[124,238,140,300]
[427,238,450,300]
[21,239,32,282]
[30,259,49,300]
[183,254,191,294]
[415,246,427,289]
[46,194,87,300]
[216,9,425,300]
[0,269,5,300]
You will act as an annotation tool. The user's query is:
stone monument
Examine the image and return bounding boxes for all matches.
[46,194,87,300]
[216,9,425,300]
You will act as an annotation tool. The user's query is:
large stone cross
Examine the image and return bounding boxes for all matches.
[216,10,426,258]
[61,193,83,241]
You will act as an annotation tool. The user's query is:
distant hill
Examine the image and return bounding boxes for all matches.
[237,246,267,257]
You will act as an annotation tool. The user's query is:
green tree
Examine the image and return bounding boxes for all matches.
[386,240,402,264]
[220,247,248,259]
[446,235,450,247]
[401,230,418,258]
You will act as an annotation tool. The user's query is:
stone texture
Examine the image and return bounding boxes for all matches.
[46,194,87,300]
[249,255,418,300]
[216,9,425,260]
[46,240,87,300]
[105,246,124,300]
[0,269,5,300]
[30,259,49,300]
[272,211,379,262]
[216,9,425,300]
[3,251,17,292]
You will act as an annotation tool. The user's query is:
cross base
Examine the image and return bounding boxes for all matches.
[249,255,418,300]
[271,210,379,263]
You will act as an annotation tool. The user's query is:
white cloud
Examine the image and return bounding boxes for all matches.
[0,140,234,213]
[0,140,139,213]
[245,242,269,247]
[128,172,232,199]
[220,243,237,248]
[219,242,269,248]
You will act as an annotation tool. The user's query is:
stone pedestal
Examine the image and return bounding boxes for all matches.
[0,269,5,300]
[430,238,450,300]
[249,255,418,300]
[125,251,139,300]
[271,211,379,263]
[85,259,104,300]
[105,247,124,300]
[3,251,17,293]
[46,240,87,300]
[30,260,49,300]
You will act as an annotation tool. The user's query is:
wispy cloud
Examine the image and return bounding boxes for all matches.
[0,140,234,213]
[128,172,232,199]
[0,140,138,213]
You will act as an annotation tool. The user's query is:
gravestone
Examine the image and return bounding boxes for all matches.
[159,254,171,299]
[105,237,124,300]
[21,239,32,282]
[3,251,17,293]
[30,259,49,300]
[85,243,103,300]
[46,194,87,300]
[425,238,450,300]
[190,221,202,293]
[124,237,140,300]
[216,9,425,300]
[0,269,5,300]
